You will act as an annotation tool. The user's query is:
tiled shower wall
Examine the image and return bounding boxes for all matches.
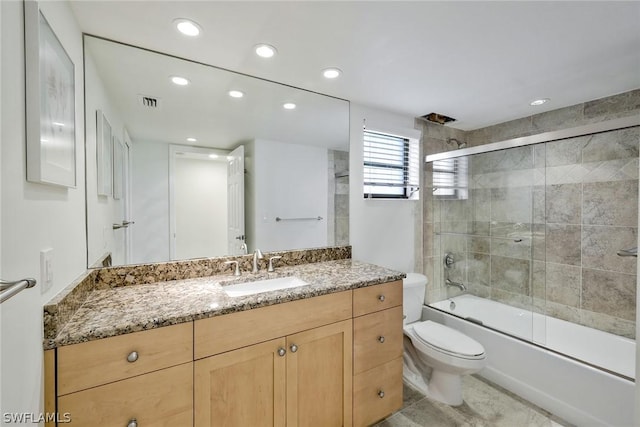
[328,150,350,246]
[418,89,640,338]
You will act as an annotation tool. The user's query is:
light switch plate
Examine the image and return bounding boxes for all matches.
[40,248,53,294]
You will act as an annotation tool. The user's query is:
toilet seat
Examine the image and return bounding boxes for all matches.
[411,321,485,360]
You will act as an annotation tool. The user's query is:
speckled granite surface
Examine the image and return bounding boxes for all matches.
[44,246,351,345]
[44,258,404,349]
[94,246,352,289]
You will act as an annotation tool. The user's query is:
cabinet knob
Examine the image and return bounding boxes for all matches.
[378,390,385,399]
[277,348,286,357]
[127,351,139,363]
[377,336,385,343]
[290,344,298,353]
[378,294,385,302]
[127,418,138,427]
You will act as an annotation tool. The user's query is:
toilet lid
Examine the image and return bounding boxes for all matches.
[413,321,485,358]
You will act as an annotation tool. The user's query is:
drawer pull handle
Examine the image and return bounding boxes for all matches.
[378,295,385,302]
[277,348,286,357]
[378,390,385,399]
[127,351,139,363]
[378,336,385,343]
[290,344,298,353]
[127,418,138,427]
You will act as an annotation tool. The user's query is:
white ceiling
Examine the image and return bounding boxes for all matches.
[71,1,640,131]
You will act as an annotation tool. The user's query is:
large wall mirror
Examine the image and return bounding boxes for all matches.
[84,35,350,268]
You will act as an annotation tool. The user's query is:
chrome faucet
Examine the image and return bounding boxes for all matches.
[252,249,264,273]
[445,278,466,292]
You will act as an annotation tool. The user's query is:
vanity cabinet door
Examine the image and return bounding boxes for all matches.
[286,319,353,427]
[194,338,287,427]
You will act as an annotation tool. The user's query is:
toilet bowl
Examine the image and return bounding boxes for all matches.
[402,273,486,406]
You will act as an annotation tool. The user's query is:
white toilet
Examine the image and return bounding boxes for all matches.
[402,273,486,406]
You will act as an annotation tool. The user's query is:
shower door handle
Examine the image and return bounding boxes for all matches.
[617,247,637,257]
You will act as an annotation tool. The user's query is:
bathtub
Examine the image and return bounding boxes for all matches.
[424,294,635,426]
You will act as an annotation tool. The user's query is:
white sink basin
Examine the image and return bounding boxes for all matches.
[222,276,309,297]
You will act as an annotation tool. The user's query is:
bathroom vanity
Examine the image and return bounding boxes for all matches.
[43,252,404,427]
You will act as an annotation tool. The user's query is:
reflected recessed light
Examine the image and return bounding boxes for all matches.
[226,155,234,161]
[53,121,65,127]
[530,98,549,106]
[322,68,342,79]
[283,103,296,110]
[186,137,197,142]
[208,154,219,159]
[174,18,202,37]
[255,44,277,58]
[170,76,190,86]
[228,90,244,98]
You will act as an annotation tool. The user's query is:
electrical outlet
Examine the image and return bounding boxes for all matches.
[40,248,54,294]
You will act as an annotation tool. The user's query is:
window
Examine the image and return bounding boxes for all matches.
[432,157,468,200]
[363,129,419,199]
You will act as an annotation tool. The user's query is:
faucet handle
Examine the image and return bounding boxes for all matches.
[267,256,282,272]
[224,260,241,276]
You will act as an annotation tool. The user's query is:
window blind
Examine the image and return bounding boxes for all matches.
[363,130,419,199]
[432,157,468,200]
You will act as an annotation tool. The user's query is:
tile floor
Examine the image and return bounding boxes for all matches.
[374,376,573,427]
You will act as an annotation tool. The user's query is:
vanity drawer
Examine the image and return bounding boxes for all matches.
[353,357,403,427]
[353,306,403,374]
[194,290,352,359]
[58,322,193,395]
[353,280,402,317]
[58,362,193,427]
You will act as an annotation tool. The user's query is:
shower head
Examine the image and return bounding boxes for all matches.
[447,138,467,149]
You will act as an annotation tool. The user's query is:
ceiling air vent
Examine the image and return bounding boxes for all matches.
[421,112,456,125]
[137,94,162,109]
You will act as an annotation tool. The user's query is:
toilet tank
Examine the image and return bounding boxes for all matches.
[403,273,427,324]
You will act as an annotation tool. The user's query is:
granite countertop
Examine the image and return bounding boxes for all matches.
[46,259,404,349]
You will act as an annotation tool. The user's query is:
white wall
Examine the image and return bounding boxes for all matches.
[349,103,421,273]
[174,157,227,259]
[84,51,127,266]
[1,0,86,421]
[130,140,170,264]
[246,139,328,252]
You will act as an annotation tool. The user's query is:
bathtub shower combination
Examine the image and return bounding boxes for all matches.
[424,117,639,426]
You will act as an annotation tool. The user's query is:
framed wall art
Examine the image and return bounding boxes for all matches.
[25,1,76,187]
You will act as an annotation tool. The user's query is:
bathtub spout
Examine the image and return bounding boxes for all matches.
[445,278,466,292]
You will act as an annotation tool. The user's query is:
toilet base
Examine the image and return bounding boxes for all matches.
[403,361,464,407]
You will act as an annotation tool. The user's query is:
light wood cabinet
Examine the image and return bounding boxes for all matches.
[194,292,353,427]
[194,338,286,427]
[58,362,193,427]
[286,320,352,427]
[58,322,193,395]
[352,281,403,426]
[48,280,403,427]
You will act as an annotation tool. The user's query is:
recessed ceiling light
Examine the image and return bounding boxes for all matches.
[322,68,342,79]
[209,154,219,159]
[228,90,244,98]
[530,98,549,106]
[283,103,296,110]
[174,18,201,37]
[170,76,190,86]
[255,44,277,58]
[186,137,197,142]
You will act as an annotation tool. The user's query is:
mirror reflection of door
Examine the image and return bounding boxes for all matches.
[122,130,132,264]
[169,145,244,260]
[227,145,246,255]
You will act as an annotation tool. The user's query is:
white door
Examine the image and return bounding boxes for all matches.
[122,130,132,264]
[227,145,245,255]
